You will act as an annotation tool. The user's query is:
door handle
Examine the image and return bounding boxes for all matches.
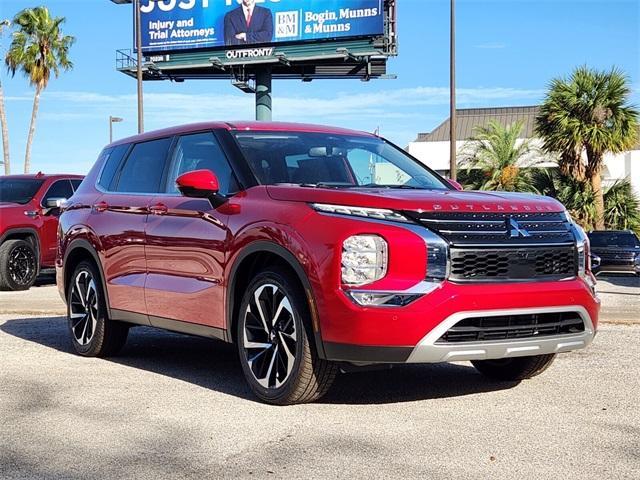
[149,203,168,215]
[93,201,108,213]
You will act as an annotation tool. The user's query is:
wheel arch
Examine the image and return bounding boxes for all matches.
[0,228,41,266]
[227,240,327,359]
[63,239,110,313]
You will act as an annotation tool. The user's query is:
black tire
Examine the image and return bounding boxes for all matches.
[471,354,557,381]
[0,239,38,291]
[67,260,129,357]
[237,267,337,405]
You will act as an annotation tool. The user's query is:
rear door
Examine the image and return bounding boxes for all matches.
[144,131,238,330]
[93,137,172,317]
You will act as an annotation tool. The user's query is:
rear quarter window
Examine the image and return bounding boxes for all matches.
[98,144,129,191]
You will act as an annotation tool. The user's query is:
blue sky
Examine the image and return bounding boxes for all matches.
[1,0,638,174]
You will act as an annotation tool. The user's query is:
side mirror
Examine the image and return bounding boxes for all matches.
[176,169,226,207]
[45,197,67,208]
[447,179,463,191]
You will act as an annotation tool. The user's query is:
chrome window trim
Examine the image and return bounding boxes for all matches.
[39,179,74,208]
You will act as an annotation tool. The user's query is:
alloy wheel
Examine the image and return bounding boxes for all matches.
[69,270,99,346]
[8,245,36,286]
[242,284,298,389]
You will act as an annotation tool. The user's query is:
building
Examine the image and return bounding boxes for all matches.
[407,105,640,195]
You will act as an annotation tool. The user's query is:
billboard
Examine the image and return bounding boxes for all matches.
[138,0,385,53]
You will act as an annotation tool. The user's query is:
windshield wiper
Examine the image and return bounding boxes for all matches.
[354,183,427,190]
[298,182,354,189]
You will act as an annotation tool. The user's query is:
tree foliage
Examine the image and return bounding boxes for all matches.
[532,169,640,234]
[459,120,538,192]
[535,66,639,228]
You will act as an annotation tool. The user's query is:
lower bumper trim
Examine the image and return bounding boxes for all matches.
[407,305,596,363]
[323,342,412,363]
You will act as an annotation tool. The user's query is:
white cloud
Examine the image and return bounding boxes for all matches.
[41,85,544,123]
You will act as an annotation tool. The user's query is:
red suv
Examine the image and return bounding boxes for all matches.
[57,122,599,404]
[0,173,83,290]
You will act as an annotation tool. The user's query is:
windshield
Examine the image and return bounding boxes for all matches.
[588,232,640,248]
[0,178,44,205]
[232,131,450,190]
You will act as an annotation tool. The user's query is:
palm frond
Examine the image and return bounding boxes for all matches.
[4,6,74,88]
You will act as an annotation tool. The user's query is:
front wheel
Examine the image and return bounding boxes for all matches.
[237,267,337,405]
[471,354,557,381]
[67,261,129,357]
[0,239,38,291]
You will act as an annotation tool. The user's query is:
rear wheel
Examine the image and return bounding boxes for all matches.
[0,239,38,291]
[67,260,128,357]
[471,354,556,381]
[237,267,337,405]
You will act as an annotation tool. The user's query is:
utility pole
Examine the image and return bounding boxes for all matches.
[449,0,457,180]
[110,0,144,133]
[135,0,144,133]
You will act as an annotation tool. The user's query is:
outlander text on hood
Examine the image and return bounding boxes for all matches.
[57,122,599,405]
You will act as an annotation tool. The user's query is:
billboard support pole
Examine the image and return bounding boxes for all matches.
[255,69,272,121]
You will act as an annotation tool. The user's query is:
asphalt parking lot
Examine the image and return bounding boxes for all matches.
[1,275,639,479]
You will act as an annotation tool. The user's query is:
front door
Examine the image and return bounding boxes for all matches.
[40,179,75,265]
[144,131,238,330]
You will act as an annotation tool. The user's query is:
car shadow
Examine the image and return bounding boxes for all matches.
[596,273,640,288]
[1,316,520,405]
[34,270,57,287]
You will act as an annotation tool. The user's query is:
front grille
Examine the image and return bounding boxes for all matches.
[449,246,577,282]
[405,211,574,246]
[436,312,585,343]
[596,252,636,261]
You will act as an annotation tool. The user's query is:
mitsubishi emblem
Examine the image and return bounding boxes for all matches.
[508,218,531,238]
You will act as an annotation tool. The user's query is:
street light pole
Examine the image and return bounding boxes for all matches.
[449,0,457,181]
[135,0,144,133]
[109,116,124,143]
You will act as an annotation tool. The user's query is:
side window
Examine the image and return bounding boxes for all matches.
[115,138,172,193]
[42,180,74,206]
[71,179,83,191]
[166,132,237,195]
[98,144,129,190]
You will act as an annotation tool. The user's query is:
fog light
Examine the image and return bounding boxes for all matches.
[341,235,388,286]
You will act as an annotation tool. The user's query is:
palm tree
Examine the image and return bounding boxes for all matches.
[536,66,639,229]
[5,7,74,173]
[604,179,640,234]
[0,19,10,175]
[532,169,640,234]
[459,119,537,192]
[532,169,596,229]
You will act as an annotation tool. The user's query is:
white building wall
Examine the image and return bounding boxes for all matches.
[407,138,640,196]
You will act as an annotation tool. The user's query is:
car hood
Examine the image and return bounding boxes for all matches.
[266,185,565,214]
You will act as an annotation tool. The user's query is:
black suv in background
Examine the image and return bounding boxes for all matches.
[588,230,640,276]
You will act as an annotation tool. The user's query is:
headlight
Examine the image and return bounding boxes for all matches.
[568,221,597,294]
[341,235,388,286]
[571,223,589,276]
[311,203,411,223]
[423,229,449,281]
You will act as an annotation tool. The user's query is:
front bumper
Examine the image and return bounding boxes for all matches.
[318,279,600,364]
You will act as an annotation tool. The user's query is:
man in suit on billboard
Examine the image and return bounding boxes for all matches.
[224,0,274,46]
